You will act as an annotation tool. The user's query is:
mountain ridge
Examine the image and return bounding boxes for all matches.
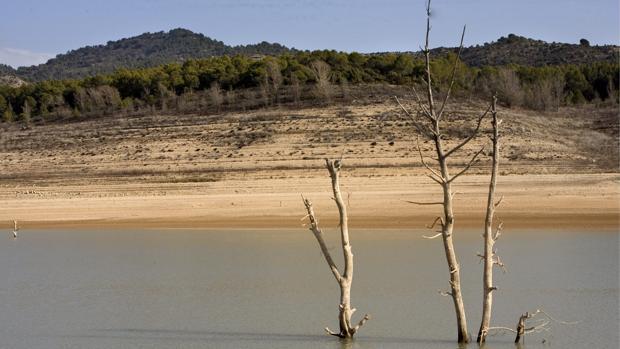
[12,28,292,81]
[3,30,618,83]
[426,34,619,67]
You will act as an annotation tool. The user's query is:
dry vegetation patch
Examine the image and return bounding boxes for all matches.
[0,96,617,187]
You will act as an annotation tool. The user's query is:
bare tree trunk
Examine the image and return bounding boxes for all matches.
[477,96,501,343]
[427,117,470,343]
[302,159,370,338]
[514,312,528,343]
[436,141,469,343]
[423,1,468,342]
[393,1,495,342]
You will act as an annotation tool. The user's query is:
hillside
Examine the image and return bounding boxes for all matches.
[0,85,617,188]
[0,84,617,230]
[14,28,292,81]
[8,31,619,82]
[429,34,619,67]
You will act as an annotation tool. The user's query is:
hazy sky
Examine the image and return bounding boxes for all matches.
[1,0,618,68]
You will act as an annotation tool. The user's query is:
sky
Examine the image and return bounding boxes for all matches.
[1,0,618,68]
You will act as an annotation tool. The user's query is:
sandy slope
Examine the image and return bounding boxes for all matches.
[0,100,617,231]
[1,173,617,231]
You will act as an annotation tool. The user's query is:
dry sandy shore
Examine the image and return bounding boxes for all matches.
[1,101,618,232]
[0,173,617,231]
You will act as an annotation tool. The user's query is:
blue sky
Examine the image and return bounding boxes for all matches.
[1,0,618,68]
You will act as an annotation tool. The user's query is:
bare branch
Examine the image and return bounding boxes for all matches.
[448,146,485,183]
[302,196,342,283]
[494,195,504,209]
[423,232,443,240]
[426,216,444,229]
[438,289,453,297]
[416,137,444,183]
[494,254,507,273]
[437,25,466,121]
[426,174,443,185]
[537,309,580,326]
[405,200,444,206]
[397,87,433,120]
[324,327,340,337]
[493,222,504,242]
[394,96,414,119]
[410,84,434,120]
[394,96,434,137]
[443,104,491,158]
[352,314,371,333]
[487,326,517,334]
[525,321,551,333]
[423,0,436,117]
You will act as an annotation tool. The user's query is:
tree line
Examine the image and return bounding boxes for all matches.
[1,50,617,124]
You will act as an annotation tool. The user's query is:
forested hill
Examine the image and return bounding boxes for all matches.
[428,34,619,67]
[13,28,292,81]
[5,31,618,83]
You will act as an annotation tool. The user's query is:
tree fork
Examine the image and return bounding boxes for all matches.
[302,159,370,338]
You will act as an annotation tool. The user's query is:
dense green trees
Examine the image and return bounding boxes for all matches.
[13,29,292,81]
[0,51,617,123]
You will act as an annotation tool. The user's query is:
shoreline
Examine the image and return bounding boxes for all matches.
[1,173,617,232]
[19,213,619,231]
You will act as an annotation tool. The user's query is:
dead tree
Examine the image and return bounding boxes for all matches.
[395,0,494,343]
[514,312,530,343]
[485,310,552,344]
[513,310,553,344]
[482,308,577,344]
[477,96,504,343]
[302,159,370,338]
[12,220,19,239]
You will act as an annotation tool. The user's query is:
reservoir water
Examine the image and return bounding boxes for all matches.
[0,229,617,348]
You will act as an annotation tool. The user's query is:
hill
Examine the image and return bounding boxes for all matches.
[14,28,292,81]
[9,31,619,82]
[0,86,617,188]
[429,34,619,67]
